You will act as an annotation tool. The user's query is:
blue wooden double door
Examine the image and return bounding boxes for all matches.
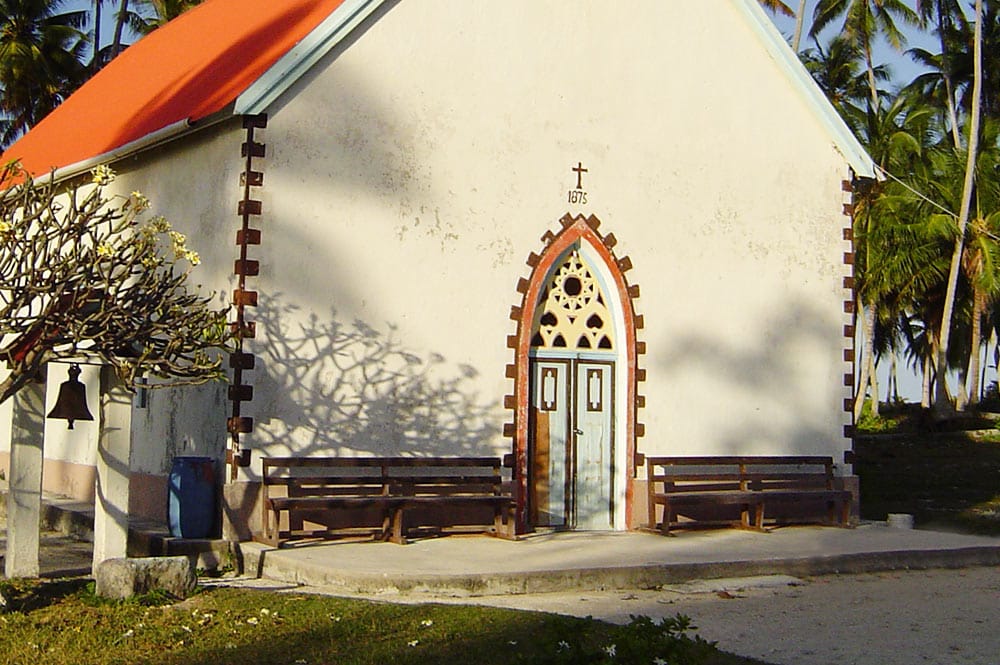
[529,356,614,530]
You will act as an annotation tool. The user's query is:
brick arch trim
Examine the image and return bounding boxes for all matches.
[504,213,645,533]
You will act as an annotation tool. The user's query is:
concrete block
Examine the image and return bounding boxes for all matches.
[221,480,261,542]
[835,474,861,522]
[94,555,196,600]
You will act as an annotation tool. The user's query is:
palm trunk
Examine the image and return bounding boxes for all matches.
[791,0,807,52]
[984,329,997,401]
[869,349,880,416]
[864,41,879,111]
[965,288,985,407]
[922,354,933,408]
[111,0,130,58]
[887,351,899,403]
[934,0,982,417]
[92,0,102,73]
[938,4,963,149]
[853,300,876,420]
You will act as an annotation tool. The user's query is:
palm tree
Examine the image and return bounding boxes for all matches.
[911,0,967,148]
[847,92,938,418]
[801,34,888,122]
[0,0,87,146]
[935,0,983,415]
[759,0,795,18]
[810,0,919,110]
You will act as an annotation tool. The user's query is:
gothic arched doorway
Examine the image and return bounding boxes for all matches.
[510,214,641,532]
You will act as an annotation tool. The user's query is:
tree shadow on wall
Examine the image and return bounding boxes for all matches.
[653,298,847,457]
[248,298,502,458]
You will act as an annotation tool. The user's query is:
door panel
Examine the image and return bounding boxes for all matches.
[574,362,613,530]
[530,360,570,526]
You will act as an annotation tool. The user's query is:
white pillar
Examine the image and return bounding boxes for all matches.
[5,372,46,578]
[92,367,133,575]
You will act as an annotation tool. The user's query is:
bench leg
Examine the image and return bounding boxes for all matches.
[839,499,851,527]
[266,507,280,547]
[380,508,392,542]
[753,501,765,530]
[391,506,407,545]
[660,504,674,536]
[648,493,658,532]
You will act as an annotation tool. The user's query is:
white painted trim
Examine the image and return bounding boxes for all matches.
[234,0,386,115]
[733,0,877,179]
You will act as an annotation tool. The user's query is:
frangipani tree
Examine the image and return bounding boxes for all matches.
[0,161,230,403]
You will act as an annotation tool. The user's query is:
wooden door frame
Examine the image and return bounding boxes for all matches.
[508,213,643,534]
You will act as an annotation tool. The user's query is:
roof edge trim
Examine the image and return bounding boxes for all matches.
[30,111,231,185]
[234,0,386,115]
[734,0,877,179]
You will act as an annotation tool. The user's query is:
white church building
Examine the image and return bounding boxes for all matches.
[1,0,873,540]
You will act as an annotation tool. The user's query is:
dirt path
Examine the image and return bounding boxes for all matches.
[402,567,1000,665]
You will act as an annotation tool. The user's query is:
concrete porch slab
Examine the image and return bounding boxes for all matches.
[238,525,1000,596]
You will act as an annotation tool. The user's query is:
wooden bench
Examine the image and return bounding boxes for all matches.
[257,456,515,546]
[646,456,852,534]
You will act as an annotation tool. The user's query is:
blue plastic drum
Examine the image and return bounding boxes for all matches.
[167,456,217,538]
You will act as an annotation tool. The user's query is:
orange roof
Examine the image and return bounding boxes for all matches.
[2,0,345,177]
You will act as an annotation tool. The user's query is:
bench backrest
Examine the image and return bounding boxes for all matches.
[261,456,509,498]
[646,456,837,493]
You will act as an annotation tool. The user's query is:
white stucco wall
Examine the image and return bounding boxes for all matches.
[242,0,853,469]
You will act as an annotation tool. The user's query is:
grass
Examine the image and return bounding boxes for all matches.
[855,402,1000,534]
[0,578,768,665]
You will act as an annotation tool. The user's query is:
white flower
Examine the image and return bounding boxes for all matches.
[246,617,259,625]
[91,164,115,185]
[329,615,341,622]
[407,639,420,647]
[420,619,433,627]
[260,608,271,616]
[130,191,150,211]
[653,658,668,665]
[603,643,617,658]
[557,640,571,652]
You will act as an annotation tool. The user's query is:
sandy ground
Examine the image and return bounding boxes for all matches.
[420,568,1000,665]
[220,565,1000,664]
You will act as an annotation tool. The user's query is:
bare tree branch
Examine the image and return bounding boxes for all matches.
[0,161,232,403]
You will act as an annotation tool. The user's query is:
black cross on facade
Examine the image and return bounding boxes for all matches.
[572,162,588,190]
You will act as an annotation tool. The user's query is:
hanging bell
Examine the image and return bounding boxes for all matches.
[47,364,94,429]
